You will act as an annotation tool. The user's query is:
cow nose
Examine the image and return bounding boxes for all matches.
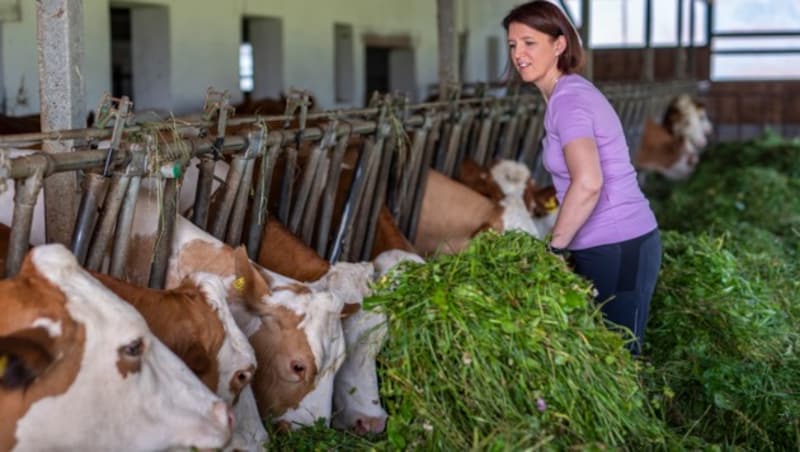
[354,415,387,435]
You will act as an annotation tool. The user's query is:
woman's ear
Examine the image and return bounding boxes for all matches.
[555,35,567,55]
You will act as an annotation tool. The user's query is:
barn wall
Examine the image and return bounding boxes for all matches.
[705,81,800,140]
[0,0,452,116]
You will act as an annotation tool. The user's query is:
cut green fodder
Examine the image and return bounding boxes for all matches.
[645,231,800,450]
[265,419,386,451]
[366,231,676,450]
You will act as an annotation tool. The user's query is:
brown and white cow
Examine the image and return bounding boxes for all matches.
[457,158,560,238]
[634,119,699,181]
[1,244,233,451]
[414,169,543,256]
[91,271,257,405]
[127,189,347,430]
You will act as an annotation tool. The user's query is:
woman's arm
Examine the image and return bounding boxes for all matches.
[549,137,603,248]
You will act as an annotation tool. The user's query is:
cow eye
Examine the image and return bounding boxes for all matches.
[120,338,144,358]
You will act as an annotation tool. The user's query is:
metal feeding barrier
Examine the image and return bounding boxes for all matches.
[0,80,701,284]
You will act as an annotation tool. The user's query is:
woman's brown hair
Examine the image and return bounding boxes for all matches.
[502,1,584,75]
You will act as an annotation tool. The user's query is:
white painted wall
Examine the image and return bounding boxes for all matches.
[1,0,524,117]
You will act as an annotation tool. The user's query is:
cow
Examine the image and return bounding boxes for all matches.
[414,169,540,256]
[1,244,233,451]
[457,158,559,238]
[90,271,256,405]
[126,188,348,431]
[255,216,408,434]
[634,119,699,181]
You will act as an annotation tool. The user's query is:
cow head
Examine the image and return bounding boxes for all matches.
[664,94,709,151]
[188,272,257,405]
[332,309,389,435]
[226,250,347,429]
[1,245,232,452]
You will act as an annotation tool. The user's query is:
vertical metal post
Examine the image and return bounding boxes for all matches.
[580,0,593,80]
[705,0,714,81]
[149,176,180,289]
[37,0,87,245]
[191,157,216,229]
[70,173,109,265]
[85,174,131,271]
[110,176,141,279]
[675,0,686,79]
[643,0,654,82]
[437,0,458,100]
[4,171,44,278]
[688,0,696,78]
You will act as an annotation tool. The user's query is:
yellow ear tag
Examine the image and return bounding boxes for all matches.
[543,197,558,211]
[0,355,8,376]
[233,277,246,292]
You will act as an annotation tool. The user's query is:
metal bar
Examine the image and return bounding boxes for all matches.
[712,30,800,38]
[397,125,430,231]
[688,0,696,77]
[360,136,395,262]
[499,112,520,160]
[209,156,247,240]
[4,171,44,278]
[288,146,324,235]
[70,172,109,265]
[711,48,800,55]
[643,0,654,82]
[316,131,352,257]
[406,118,441,242]
[328,141,371,263]
[110,175,141,278]
[472,109,495,165]
[301,156,330,245]
[225,158,255,247]
[277,147,297,225]
[245,143,282,260]
[580,0,593,80]
[191,157,216,229]
[148,177,180,289]
[85,174,131,271]
[675,0,685,79]
[441,121,464,177]
[348,138,383,261]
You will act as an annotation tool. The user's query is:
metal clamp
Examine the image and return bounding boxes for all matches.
[203,87,234,160]
[93,93,133,177]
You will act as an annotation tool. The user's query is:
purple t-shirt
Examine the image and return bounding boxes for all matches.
[542,74,657,250]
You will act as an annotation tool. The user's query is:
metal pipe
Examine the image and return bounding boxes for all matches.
[209,156,247,240]
[246,143,282,260]
[348,138,383,261]
[70,172,110,265]
[397,125,430,231]
[328,141,371,263]
[110,175,141,278]
[301,156,330,245]
[4,170,44,278]
[316,132,351,257]
[277,147,297,225]
[288,146,324,235]
[226,158,255,247]
[85,174,131,271]
[191,157,216,229]
[406,117,441,242]
[360,136,395,261]
[148,177,180,289]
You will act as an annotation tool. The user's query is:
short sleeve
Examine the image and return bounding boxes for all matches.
[551,93,595,147]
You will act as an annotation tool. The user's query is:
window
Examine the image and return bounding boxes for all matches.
[334,23,354,103]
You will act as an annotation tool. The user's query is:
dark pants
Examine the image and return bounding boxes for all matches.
[570,228,662,355]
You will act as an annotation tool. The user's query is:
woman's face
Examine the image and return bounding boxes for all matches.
[507,21,563,85]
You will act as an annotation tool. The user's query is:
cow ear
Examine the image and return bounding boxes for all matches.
[0,328,56,389]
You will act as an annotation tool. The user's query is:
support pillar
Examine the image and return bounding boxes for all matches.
[437,0,458,99]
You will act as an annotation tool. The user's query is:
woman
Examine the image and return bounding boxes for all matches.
[503,1,661,355]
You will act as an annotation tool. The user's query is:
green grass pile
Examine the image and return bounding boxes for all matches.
[645,231,800,449]
[365,231,676,450]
